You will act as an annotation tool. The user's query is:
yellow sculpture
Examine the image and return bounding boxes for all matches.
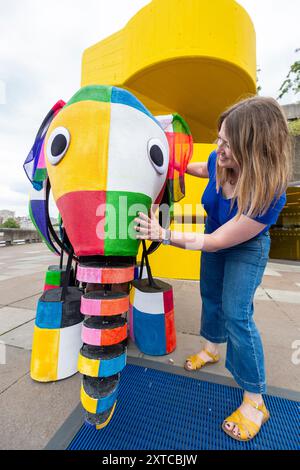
[82,0,257,279]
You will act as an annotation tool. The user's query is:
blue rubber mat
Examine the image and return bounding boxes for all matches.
[68,364,300,450]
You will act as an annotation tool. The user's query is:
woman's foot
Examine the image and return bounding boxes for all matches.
[223,393,270,440]
[184,343,220,371]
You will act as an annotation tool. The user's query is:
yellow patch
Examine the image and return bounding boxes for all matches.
[30,326,59,382]
[95,402,117,430]
[46,101,111,202]
[78,354,99,378]
[129,286,135,306]
[81,383,97,414]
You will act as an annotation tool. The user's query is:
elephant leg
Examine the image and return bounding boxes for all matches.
[77,261,134,430]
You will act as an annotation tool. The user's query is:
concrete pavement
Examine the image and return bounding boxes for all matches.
[0,243,299,449]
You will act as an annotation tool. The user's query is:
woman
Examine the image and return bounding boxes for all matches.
[134,96,292,442]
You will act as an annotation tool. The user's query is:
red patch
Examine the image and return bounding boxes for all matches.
[43,284,57,292]
[165,310,176,354]
[163,289,174,314]
[57,191,106,257]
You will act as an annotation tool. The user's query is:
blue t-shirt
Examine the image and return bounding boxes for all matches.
[201,151,286,235]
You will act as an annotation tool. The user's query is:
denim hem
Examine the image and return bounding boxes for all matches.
[245,250,266,388]
[200,330,228,344]
[226,359,267,394]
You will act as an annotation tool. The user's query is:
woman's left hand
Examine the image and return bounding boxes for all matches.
[134,207,165,241]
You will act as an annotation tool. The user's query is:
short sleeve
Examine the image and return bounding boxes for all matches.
[207,151,217,179]
[252,192,286,225]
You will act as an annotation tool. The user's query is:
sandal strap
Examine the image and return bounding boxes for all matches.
[203,349,220,362]
[186,354,206,369]
[243,396,268,418]
[224,409,260,440]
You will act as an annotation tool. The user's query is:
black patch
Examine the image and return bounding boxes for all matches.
[83,374,120,399]
[80,343,126,360]
[51,134,68,157]
[150,145,164,167]
[83,316,126,330]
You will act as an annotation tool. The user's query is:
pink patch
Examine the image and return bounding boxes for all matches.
[37,142,46,169]
[82,326,101,346]
[77,266,102,284]
[81,296,102,316]
[129,304,134,342]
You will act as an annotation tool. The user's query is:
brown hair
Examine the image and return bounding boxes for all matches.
[216,96,292,218]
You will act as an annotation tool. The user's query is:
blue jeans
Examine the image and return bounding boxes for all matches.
[200,231,271,394]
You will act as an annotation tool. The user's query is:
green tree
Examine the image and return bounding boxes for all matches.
[278,49,300,100]
[1,218,20,229]
[288,119,300,136]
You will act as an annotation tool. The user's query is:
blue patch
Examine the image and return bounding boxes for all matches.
[96,386,119,414]
[111,87,159,125]
[132,307,167,356]
[98,353,127,378]
[35,300,63,329]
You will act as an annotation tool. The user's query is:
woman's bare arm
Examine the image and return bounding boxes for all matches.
[169,216,267,252]
[186,162,209,178]
[135,212,267,253]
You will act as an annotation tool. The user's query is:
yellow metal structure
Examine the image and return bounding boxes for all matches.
[81,0,257,279]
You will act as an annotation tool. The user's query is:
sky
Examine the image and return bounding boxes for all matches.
[0,0,299,217]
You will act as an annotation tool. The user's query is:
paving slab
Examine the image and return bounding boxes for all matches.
[10,294,41,311]
[254,301,299,347]
[0,307,36,335]
[0,320,35,350]
[172,281,201,335]
[274,302,300,324]
[0,272,44,305]
[268,262,300,273]
[0,372,81,450]
[263,267,282,277]
[264,343,300,392]
[263,288,300,304]
[261,272,300,291]
[0,345,31,394]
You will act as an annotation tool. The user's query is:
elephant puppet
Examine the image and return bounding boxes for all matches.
[24,85,193,429]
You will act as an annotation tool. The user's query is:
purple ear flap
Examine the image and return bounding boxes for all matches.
[23,100,65,190]
[24,100,65,254]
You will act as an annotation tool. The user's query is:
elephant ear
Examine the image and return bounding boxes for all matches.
[155,113,193,204]
[23,100,65,190]
[24,100,65,254]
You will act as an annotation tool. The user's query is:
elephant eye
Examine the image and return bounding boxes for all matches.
[46,127,70,165]
[147,138,168,175]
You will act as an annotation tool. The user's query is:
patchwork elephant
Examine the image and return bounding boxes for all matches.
[24,85,193,429]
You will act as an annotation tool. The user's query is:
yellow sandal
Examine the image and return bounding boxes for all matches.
[222,396,270,442]
[184,349,220,371]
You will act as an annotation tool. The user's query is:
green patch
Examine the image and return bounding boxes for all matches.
[66,85,113,107]
[104,191,152,256]
[172,113,191,135]
[45,270,61,286]
[34,168,48,182]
